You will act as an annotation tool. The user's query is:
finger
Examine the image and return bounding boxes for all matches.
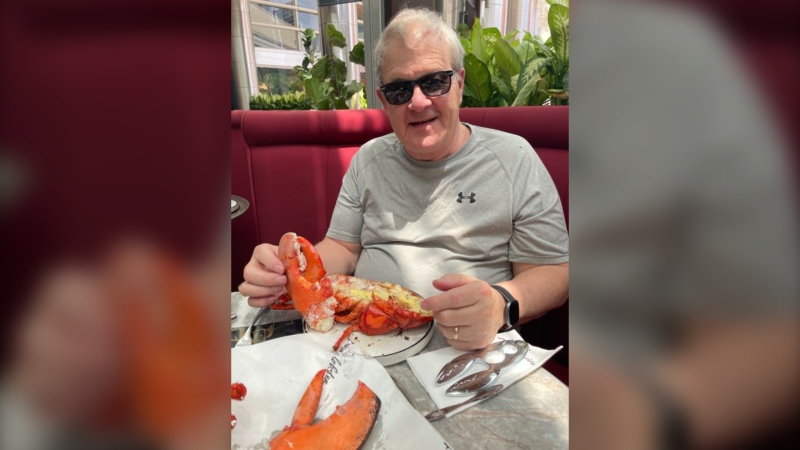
[253,244,283,271]
[247,296,278,308]
[239,281,284,299]
[243,263,287,288]
[423,284,482,312]
[431,273,475,291]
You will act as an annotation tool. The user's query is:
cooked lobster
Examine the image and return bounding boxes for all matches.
[273,232,433,351]
[269,369,381,450]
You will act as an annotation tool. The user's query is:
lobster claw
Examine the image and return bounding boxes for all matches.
[277,233,336,332]
[269,369,381,450]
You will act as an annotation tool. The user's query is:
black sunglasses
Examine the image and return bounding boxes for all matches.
[379,70,456,105]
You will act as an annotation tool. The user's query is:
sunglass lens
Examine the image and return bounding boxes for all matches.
[384,83,412,105]
[420,73,450,96]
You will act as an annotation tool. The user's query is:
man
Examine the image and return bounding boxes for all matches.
[240,8,569,350]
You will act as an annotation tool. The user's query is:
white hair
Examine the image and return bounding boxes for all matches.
[373,8,465,84]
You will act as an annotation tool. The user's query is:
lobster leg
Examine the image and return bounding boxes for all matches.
[332,302,400,351]
[333,300,368,323]
[270,293,295,310]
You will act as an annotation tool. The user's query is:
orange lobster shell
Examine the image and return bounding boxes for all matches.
[269,369,381,450]
[273,233,433,351]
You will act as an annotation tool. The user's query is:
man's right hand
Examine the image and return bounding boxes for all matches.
[238,243,287,308]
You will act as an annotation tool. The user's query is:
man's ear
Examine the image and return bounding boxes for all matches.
[457,68,466,89]
[376,87,388,109]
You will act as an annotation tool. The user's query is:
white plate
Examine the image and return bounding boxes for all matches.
[305,321,434,366]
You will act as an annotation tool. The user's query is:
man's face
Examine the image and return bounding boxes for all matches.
[377,35,465,161]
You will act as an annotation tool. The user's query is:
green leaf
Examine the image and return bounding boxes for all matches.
[459,36,472,54]
[463,54,493,106]
[515,41,538,65]
[517,57,547,93]
[345,80,363,97]
[546,89,569,100]
[333,98,348,110]
[548,4,569,68]
[456,23,470,39]
[524,32,554,59]
[483,27,502,45]
[502,30,519,43]
[326,24,347,48]
[493,38,521,86]
[492,75,515,105]
[306,78,333,109]
[349,41,365,66]
[513,73,543,106]
[546,0,568,6]
[469,18,489,64]
[310,57,329,80]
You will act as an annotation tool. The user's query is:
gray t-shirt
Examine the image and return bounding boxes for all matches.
[327,124,569,298]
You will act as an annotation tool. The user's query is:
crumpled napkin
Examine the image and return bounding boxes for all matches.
[231,333,451,450]
[407,330,562,411]
[231,292,259,329]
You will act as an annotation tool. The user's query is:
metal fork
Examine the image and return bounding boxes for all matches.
[236,307,269,346]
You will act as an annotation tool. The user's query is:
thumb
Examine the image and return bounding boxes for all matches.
[431,273,473,292]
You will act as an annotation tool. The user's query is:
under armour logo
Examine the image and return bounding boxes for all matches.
[457,192,476,203]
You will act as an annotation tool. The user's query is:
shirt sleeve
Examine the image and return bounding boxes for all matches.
[508,143,570,265]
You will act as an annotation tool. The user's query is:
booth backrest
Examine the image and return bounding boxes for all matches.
[231,106,569,369]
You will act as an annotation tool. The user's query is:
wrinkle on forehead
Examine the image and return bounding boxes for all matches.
[401,24,435,49]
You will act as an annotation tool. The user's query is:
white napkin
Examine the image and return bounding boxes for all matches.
[407,330,562,411]
[231,333,451,450]
[231,292,259,329]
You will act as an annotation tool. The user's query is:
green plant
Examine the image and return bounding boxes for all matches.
[294,25,365,110]
[250,91,313,110]
[459,0,569,107]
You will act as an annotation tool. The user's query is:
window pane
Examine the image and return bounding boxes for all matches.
[298,12,318,33]
[252,24,300,51]
[257,67,301,95]
[297,0,316,9]
[251,4,296,27]
[264,0,294,6]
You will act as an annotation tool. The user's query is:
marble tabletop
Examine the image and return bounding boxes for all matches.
[231,294,569,449]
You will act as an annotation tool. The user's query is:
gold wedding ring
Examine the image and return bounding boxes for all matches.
[453,326,459,340]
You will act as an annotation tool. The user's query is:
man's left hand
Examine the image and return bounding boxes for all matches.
[421,274,505,350]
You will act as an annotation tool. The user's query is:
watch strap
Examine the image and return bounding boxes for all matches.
[491,284,518,332]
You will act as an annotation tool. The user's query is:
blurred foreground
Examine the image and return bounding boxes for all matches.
[0,1,230,448]
[571,0,800,449]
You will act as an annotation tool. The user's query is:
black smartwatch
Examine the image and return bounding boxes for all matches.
[491,285,519,332]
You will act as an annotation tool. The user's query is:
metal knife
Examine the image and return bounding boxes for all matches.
[424,384,504,422]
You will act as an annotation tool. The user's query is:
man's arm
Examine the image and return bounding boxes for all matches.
[495,262,569,324]
[422,261,569,350]
[313,237,362,276]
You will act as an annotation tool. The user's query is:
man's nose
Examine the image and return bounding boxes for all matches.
[408,85,431,111]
